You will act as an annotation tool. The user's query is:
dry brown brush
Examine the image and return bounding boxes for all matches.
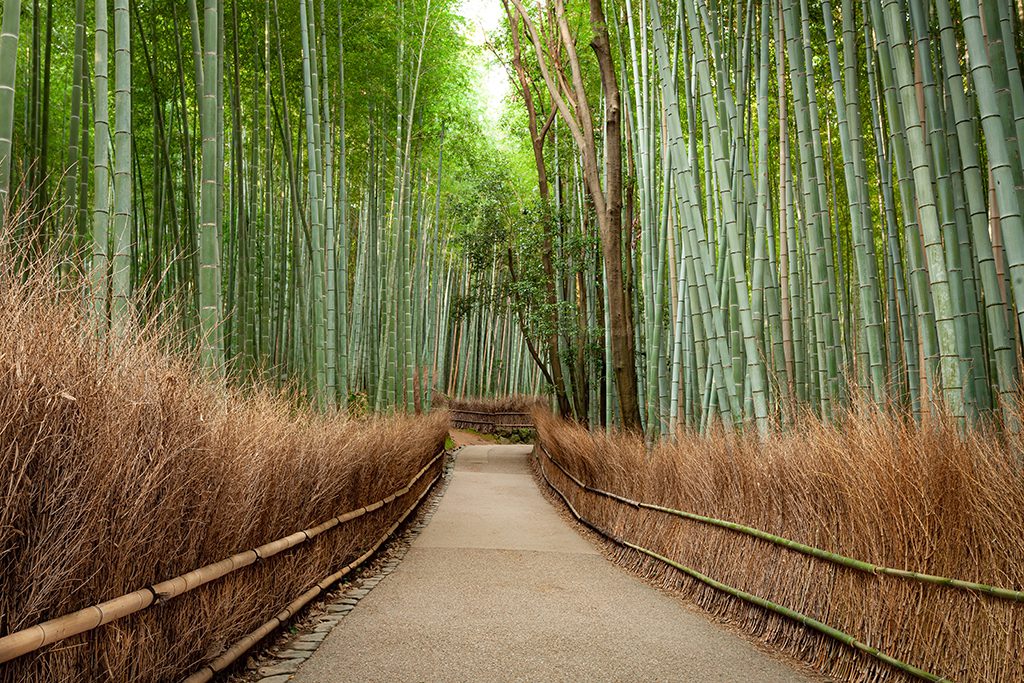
[534,410,1024,682]
[0,259,448,682]
[442,394,544,432]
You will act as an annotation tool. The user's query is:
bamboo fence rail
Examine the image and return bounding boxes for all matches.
[535,445,945,682]
[450,410,534,432]
[537,444,1023,602]
[182,467,442,682]
[0,450,446,665]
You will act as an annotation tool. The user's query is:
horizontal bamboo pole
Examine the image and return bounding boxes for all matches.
[449,409,532,417]
[538,444,1024,603]
[534,451,945,683]
[183,468,442,683]
[452,420,535,430]
[0,450,445,665]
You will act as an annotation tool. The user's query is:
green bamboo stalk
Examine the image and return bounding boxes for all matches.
[822,0,886,404]
[935,0,1019,419]
[875,0,963,419]
[682,0,769,436]
[0,0,19,210]
[92,0,111,327]
[61,0,85,236]
[336,6,349,400]
[110,0,132,328]
[197,0,225,376]
[959,0,1024,364]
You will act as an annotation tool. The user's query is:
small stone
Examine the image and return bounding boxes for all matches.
[347,589,369,598]
[274,649,312,660]
[313,621,338,632]
[286,641,319,652]
[297,632,328,643]
[258,658,305,676]
[326,604,353,615]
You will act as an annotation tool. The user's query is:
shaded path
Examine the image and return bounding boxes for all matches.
[292,445,814,682]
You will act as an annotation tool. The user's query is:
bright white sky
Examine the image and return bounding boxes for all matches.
[457,0,511,128]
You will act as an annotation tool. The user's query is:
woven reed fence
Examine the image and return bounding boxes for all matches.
[445,395,543,433]
[450,408,534,432]
[0,446,446,680]
[0,408,449,683]
[534,411,1024,683]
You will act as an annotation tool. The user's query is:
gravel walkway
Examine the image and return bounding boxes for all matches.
[285,444,815,682]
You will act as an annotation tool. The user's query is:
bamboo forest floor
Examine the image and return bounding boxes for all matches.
[448,428,497,447]
[282,444,817,682]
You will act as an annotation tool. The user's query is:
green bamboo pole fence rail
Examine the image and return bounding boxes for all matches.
[182,466,443,683]
[0,451,446,665]
[535,445,946,682]
[538,443,1024,602]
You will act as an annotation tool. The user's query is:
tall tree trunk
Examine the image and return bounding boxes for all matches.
[509,0,643,430]
[501,0,573,419]
[587,0,642,431]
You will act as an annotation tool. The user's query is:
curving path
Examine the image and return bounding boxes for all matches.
[291,444,815,682]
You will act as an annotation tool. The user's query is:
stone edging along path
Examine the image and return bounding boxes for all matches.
[235,447,462,683]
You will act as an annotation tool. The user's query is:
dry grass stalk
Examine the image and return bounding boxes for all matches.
[534,410,1024,682]
[0,254,449,682]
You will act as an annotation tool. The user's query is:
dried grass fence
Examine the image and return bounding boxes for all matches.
[0,258,449,682]
[534,410,1024,682]
[444,395,543,433]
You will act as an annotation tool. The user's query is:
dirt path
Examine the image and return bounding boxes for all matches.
[448,428,495,447]
[290,445,814,682]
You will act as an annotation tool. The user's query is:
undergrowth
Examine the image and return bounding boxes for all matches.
[439,393,546,414]
[0,250,449,681]
[535,409,1024,682]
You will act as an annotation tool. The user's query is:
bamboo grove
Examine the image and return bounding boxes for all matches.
[0,0,545,411]
[490,0,1024,436]
[2,0,1024,437]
